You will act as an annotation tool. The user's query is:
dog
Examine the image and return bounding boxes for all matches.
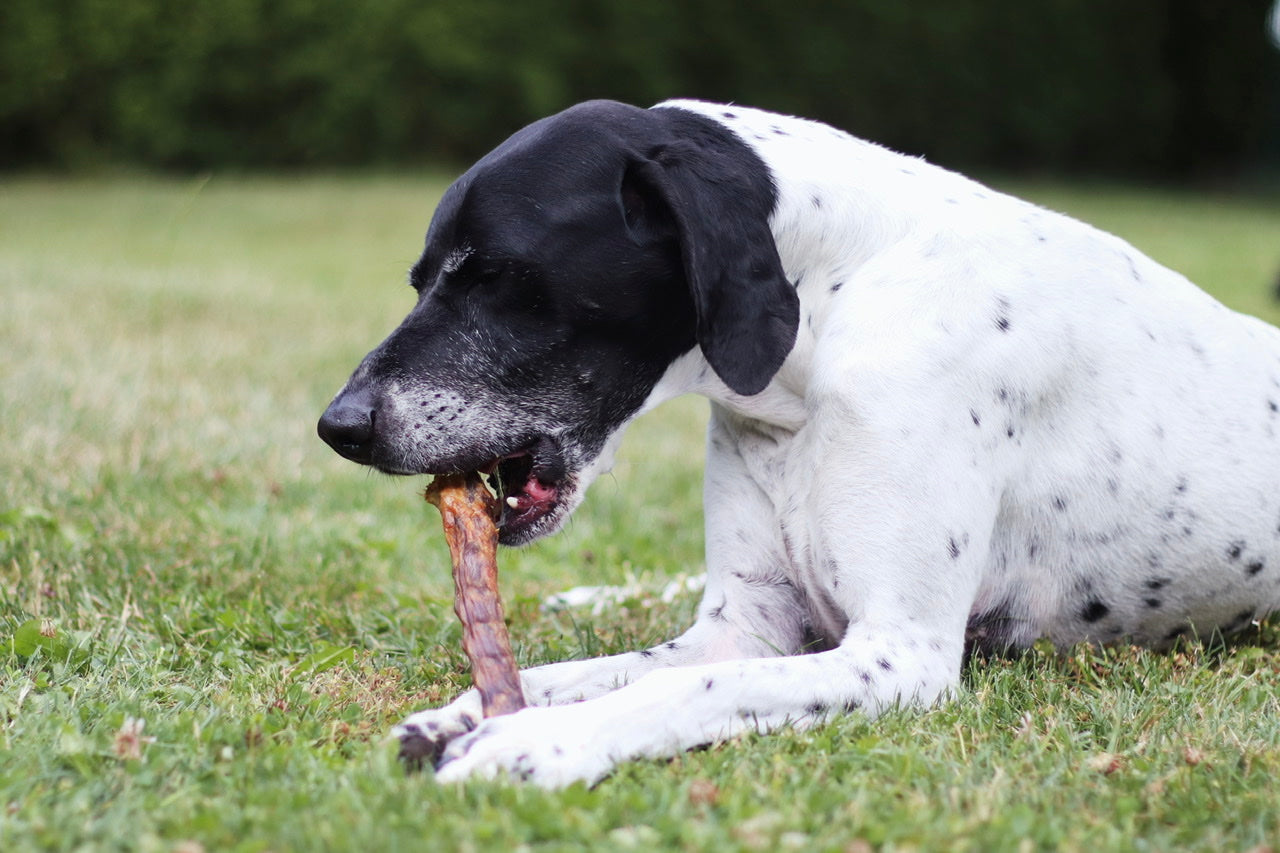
[318,99,1280,787]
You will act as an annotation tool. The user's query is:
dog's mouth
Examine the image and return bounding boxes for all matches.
[484,439,570,545]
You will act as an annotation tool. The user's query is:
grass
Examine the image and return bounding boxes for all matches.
[1,172,1279,852]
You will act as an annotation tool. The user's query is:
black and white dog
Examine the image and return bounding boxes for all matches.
[318,99,1280,787]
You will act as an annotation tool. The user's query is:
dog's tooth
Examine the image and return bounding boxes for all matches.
[506,496,520,509]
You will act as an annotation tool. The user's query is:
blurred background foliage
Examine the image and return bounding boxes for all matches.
[2,0,1278,177]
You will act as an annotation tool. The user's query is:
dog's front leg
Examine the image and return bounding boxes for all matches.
[395,428,807,768]
[431,628,964,787]
[394,589,804,768]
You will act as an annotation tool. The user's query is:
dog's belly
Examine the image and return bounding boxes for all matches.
[970,304,1280,654]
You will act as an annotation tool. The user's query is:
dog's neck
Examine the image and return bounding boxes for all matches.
[642,348,808,433]
[645,101,1000,434]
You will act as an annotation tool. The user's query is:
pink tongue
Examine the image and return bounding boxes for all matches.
[524,477,556,504]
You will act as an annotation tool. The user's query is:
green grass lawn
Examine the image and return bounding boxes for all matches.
[2,173,1279,852]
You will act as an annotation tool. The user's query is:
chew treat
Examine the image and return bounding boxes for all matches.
[424,472,526,717]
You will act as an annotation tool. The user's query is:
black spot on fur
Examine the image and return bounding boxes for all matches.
[722,111,737,119]
[1227,541,1245,561]
[1224,609,1255,632]
[1052,496,1067,511]
[1146,576,1170,590]
[996,316,1011,332]
[639,648,655,658]
[970,409,981,426]
[965,601,1021,658]
[665,641,679,650]
[1164,625,1191,643]
[1269,400,1278,414]
[703,678,714,691]
[1145,598,1162,608]
[858,670,873,685]
[876,658,894,672]
[1247,560,1266,576]
[831,281,844,293]
[948,538,961,559]
[842,698,863,713]
[806,702,828,716]
[1080,600,1110,623]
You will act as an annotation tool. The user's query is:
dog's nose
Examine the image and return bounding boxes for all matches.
[318,392,376,464]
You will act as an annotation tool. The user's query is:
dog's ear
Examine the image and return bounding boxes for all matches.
[624,145,799,396]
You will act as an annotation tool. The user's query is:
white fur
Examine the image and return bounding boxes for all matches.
[397,101,1280,787]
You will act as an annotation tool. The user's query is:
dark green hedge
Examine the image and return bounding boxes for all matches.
[2,0,1275,174]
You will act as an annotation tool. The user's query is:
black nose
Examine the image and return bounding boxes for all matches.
[318,391,376,464]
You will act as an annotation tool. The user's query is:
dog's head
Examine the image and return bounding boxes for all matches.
[318,100,798,545]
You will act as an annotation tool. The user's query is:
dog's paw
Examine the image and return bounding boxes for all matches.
[392,694,482,771]
[433,705,611,788]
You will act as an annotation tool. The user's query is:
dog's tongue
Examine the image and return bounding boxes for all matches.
[501,473,558,519]
[524,478,556,503]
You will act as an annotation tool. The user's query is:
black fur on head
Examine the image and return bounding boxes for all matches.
[319,100,799,544]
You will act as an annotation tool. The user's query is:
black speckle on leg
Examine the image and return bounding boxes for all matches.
[996,316,1011,332]
[970,409,981,426]
[1052,496,1068,512]
[806,702,828,716]
[830,281,844,294]
[858,670,873,685]
[1080,600,1110,623]
[842,698,862,713]
[1146,576,1170,590]
[948,537,961,559]
[703,678,715,691]
[1227,541,1245,561]
[1145,598,1162,609]
[876,658,894,672]
[1225,609,1256,632]
[639,648,655,658]
[1247,559,1266,576]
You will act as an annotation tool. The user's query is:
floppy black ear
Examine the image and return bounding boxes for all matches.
[628,136,799,396]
